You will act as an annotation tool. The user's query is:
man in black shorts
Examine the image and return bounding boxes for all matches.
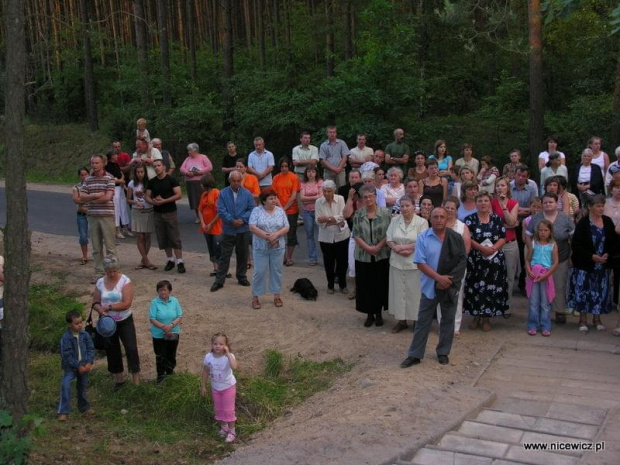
[145,160,185,273]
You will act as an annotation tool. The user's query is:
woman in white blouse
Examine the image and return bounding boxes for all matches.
[315,180,350,294]
[386,195,429,333]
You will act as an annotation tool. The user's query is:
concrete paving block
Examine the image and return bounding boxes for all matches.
[412,448,492,465]
[521,432,584,457]
[533,417,598,440]
[437,434,510,458]
[458,421,524,444]
[546,402,606,426]
[493,398,551,417]
[576,340,618,354]
[505,445,580,465]
[475,410,537,430]
[491,461,535,465]
[507,390,555,402]
[553,393,620,410]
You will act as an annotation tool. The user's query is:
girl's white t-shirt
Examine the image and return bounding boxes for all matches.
[203,352,237,391]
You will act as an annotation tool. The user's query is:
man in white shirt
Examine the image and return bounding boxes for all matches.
[349,134,374,169]
[292,132,319,181]
[248,137,275,191]
[130,139,163,180]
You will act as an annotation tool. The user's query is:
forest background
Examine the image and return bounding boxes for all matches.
[0,0,619,182]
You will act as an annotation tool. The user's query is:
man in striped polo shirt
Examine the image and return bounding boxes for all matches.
[80,154,117,282]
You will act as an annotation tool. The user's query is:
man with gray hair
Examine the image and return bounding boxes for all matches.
[80,154,117,283]
[151,138,176,176]
[401,207,466,368]
[211,170,256,292]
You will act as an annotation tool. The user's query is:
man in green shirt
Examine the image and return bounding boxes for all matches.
[385,128,410,168]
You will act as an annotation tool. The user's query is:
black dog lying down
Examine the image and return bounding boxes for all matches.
[290,278,318,301]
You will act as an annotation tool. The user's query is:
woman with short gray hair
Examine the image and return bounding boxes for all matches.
[180,142,213,223]
[381,167,405,207]
[91,255,140,390]
[315,180,350,293]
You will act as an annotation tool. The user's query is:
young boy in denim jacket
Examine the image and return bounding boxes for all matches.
[57,310,95,421]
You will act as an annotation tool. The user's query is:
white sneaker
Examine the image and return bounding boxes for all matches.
[218,427,229,438]
[123,228,134,237]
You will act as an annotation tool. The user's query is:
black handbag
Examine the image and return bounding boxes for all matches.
[85,307,110,350]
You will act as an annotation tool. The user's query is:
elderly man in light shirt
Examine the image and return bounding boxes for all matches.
[130,138,163,180]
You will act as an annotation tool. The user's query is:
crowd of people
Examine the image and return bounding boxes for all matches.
[62,119,620,437]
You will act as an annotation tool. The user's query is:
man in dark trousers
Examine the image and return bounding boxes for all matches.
[401,207,466,367]
[211,170,256,292]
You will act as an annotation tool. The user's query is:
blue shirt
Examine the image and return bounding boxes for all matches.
[413,228,444,299]
[248,150,275,187]
[149,296,183,339]
[319,139,350,167]
[217,186,256,236]
[510,179,538,209]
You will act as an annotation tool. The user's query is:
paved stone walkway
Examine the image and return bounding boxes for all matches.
[387,340,620,465]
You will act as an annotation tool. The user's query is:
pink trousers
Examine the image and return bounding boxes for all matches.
[212,384,236,422]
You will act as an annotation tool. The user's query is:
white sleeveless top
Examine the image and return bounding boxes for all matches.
[591,152,606,172]
[96,274,132,322]
[450,219,465,236]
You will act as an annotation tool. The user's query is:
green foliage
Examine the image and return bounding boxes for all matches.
[0,410,43,465]
[28,283,85,352]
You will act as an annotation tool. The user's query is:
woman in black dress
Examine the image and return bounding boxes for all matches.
[464,191,509,332]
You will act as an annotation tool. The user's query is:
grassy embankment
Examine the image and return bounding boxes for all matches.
[24,277,351,464]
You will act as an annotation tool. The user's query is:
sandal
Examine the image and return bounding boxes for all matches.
[593,318,606,331]
[347,292,356,300]
[274,296,283,307]
[251,298,261,310]
[145,263,158,270]
[542,330,551,337]
[134,264,146,270]
[469,316,481,331]
[579,325,589,333]
[284,260,294,267]
[482,318,492,332]
[528,329,537,336]
[225,430,236,443]
[80,258,88,265]
[612,327,620,337]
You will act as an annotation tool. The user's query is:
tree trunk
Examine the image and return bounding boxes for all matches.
[157,0,171,105]
[223,0,234,130]
[133,0,149,105]
[528,0,544,173]
[257,0,266,70]
[80,0,99,131]
[325,0,334,77]
[243,0,253,53]
[344,0,353,60]
[1,0,31,421]
[186,0,196,81]
[612,47,620,149]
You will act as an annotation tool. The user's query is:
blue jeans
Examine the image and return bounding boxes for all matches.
[77,213,89,245]
[58,369,90,414]
[302,210,318,262]
[252,247,286,296]
[528,281,551,332]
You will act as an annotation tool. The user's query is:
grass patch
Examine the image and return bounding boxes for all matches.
[25,279,353,464]
[29,351,352,464]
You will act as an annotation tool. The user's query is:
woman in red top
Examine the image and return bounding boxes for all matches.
[272,157,301,266]
[198,174,224,276]
[492,176,520,313]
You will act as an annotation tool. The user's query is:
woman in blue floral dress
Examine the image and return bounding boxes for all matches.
[568,195,618,333]
[464,191,509,331]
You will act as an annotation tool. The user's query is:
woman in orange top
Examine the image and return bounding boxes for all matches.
[235,158,260,204]
[198,174,224,276]
[272,157,301,266]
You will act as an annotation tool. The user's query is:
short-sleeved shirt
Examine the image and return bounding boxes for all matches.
[149,296,183,339]
[349,146,374,165]
[81,173,115,217]
[96,274,132,322]
[272,172,301,215]
[127,180,152,211]
[203,352,236,391]
[455,157,480,176]
[539,151,566,165]
[147,175,180,214]
[292,145,319,175]
[222,154,240,186]
[510,180,539,210]
[413,227,444,299]
[526,212,574,262]
[198,189,223,235]
[133,147,163,180]
[319,139,350,167]
[242,174,261,197]
[385,141,410,160]
[248,150,275,187]
[301,181,323,212]
[117,152,131,167]
[249,206,289,250]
